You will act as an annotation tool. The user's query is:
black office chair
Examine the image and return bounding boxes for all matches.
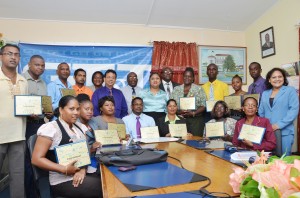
[273,130,282,157]
[27,134,52,198]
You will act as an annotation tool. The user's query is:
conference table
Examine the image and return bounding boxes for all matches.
[100,138,240,197]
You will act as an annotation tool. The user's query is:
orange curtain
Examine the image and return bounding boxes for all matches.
[152,41,199,84]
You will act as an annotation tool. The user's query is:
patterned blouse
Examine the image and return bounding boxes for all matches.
[170,83,207,109]
[206,117,237,136]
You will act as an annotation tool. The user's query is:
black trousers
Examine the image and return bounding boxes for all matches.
[25,121,45,198]
[51,173,103,198]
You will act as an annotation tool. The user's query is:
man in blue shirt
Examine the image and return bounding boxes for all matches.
[92,69,128,118]
[47,62,73,110]
[122,97,156,139]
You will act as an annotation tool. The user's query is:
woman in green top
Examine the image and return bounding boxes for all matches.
[171,67,207,136]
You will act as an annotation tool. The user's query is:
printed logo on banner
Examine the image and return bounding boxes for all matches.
[18,43,153,88]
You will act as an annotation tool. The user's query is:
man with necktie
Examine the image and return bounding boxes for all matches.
[202,63,229,122]
[122,97,156,139]
[159,67,180,98]
[202,63,229,101]
[248,62,267,95]
[120,72,142,114]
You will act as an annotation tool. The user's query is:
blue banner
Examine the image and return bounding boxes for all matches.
[18,43,153,88]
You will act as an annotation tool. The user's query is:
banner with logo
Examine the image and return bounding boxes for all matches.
[18,43,153,88]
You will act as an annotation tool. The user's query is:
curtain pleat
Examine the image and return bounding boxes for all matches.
[152,41,199,84]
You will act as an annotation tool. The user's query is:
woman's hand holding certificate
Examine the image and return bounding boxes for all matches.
[55,140,91,168]
[94,130,121,145]
[205,122,224,138]
[179,97,196,110]
[238,124,265,145]
[169,124,187,137]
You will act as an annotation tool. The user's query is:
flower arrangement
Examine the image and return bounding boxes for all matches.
[229,151,300,198]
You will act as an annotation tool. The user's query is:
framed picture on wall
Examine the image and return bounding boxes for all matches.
[198,45,247,84]
[260,26,276,58]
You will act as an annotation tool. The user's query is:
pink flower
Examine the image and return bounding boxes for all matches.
[252,151,269,165]
[294,159,300,171]
[252,170,291,191]
[270,160,293,180]
[229,167,246,193]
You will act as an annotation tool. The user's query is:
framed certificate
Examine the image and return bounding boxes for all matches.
[169,124,187,137]
[94,130,121,145]
[206,100,217,112]
[205,121,225,138]
[55,140,91,168]
[243,94,260,104]
[108,123,126,139]
[179,97,196,110]
[14,95,42,116]
[60,88,76,97]
[140,126,160,138]
[224,96,242,110]
[42,96,53,113]
[238,124,265,144]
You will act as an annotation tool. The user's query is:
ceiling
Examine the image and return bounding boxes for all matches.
[0,0,279,31]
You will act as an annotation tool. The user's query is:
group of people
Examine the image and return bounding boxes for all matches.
[0,43,299,198]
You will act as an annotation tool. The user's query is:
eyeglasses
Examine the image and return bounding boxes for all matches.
[129,76,137,79]
[2,52,21,57]
[215,107,225,111]
[163,71,173,75]
[243,104,257,108]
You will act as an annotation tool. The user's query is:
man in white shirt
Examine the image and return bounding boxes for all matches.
[159,67,180,99]
[0,44,28,197]
[122,97,155,138]
[120,72,142,114]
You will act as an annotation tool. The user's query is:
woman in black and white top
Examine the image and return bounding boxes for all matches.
[32,95,102,198]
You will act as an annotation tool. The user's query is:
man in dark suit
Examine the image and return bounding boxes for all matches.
[262,33,274,51]
[159,67,180,98]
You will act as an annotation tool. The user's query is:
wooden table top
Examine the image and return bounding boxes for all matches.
[100,139,240,197]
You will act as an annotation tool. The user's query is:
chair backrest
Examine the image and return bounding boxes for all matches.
[27,134,52,198]
[274,130,282,157]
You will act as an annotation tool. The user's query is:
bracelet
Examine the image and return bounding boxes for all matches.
[65,166,68,176]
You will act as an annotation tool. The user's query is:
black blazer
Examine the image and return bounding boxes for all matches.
[157,116,187,137]
[159,81,180,92]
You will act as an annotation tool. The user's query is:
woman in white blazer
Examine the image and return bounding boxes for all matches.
[258,68,299,156]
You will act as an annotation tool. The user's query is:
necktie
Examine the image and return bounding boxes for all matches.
[132,87,136,98]
[109,89,113,96]
[251,84,256,94]
[166,83,171,97]
[136,117,141,138]
[209,84,214,100]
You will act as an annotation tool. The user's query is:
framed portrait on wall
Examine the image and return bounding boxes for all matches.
[260,26,276,58]
[198,45,247,84]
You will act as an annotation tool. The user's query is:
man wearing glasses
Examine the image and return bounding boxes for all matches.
[92,69,128,118]
[0,44,28,197]
[159,67,180,98]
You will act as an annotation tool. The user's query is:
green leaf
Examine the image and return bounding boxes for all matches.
[283,156,300,164]
[290,167,300,178]
[268,155,279,163]
[265,187,280,198]
[240,176,260,198]
[257,150,261,157]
